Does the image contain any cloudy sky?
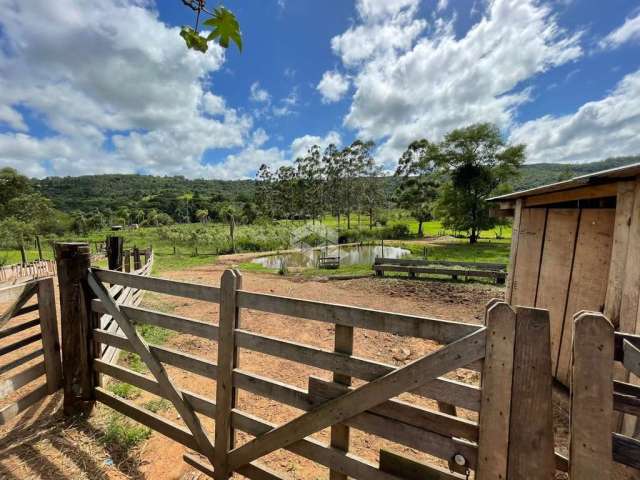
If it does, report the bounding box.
[0,0,639,179]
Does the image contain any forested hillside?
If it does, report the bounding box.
[34,155,640,214]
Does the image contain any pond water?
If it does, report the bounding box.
[252,244,411,269]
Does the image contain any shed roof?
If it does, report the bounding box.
[489,162,640,202]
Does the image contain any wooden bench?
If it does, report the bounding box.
[317,256,340,269]
[373,257,507,284]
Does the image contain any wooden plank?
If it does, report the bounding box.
[95,387,198,450]
[0,361,46,399]
[235,328,482,405]
[510,207,547,307]
[0,383,48,425]
[570,312,614,479]
[379,449,465,480]
[93,329,218,379]
[87,272,216,463]
[373,265,504,279]
[534,209,579,374]
[614,331,640,361]
[184,453,289,480]
[37,277,63,394]
[93,268,220,303]
[505,199,522,303]
[477,302,516,480]
[604,180,636,329]
[507,307,554,480]
[0,318,40,340]
[308,377,478,442]
[0,333,42,356]
[0,281,38,329]
[0,349,43,375]
[374,258,506,270]
[92,300,218,339]
[556,209,615,384]
[0,281,37,304]
[226,328,487,471]
[613,433,640,469]
[623,339,640,377]
[237,291,481,344]
[524,182,618,207]
[215,270,240,479]
[330,323,353,480]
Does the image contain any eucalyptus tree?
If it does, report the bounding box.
[322,144,344,225]
[395,140,440,237]
[296,145,323,223]
[340,140,374,229]
[255,164,275,218]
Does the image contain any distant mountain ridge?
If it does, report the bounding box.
[32,155,640,213]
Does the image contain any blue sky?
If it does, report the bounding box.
[0,0,639,179]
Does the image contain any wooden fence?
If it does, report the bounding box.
[0,277,62,424]
[373,257,507,284]
[0,260,57,285]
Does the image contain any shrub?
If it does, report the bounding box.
[102,413,151,449]
[382,223,411,239]
[108,382,141,400]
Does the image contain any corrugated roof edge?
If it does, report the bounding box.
[489,162,640,202]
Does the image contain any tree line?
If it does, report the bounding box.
[256,123,524,243]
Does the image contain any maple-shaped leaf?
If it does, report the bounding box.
[180,26,209,53]
[204,7,243,52]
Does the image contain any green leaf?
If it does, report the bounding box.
[204,7,243,52]
[180,26,209,53]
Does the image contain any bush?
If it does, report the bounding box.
[108,382,141,400]
[102,413,151,449]
[381,223,411,239]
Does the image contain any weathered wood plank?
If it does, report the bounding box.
[330,323,353,480]
[477,302,516,480]
[237,290,481,344]
[227,328,486,471]
[373,264,505,279]
[534,209,579,373]
[88,272,216,463]
[523,182,618,207]
[0,349,44,376]
[507,307,554,480]
[184,453,289,480]
[0,361,46,399]
[379,449,465,480]
[570,312,614,479]
[308,377,478,442]
[0,383,48,425]
[37,277,63,394]
[92,300,218,339]
[613,433,640,469]
[623,339,640,377]
[215,270,239,479]
[374,257,506,270]
[0,281,38,329]
[510,207,547,307]
[556,209,615,384]
[93,268,220,302]
[505,199,522,303]
[0,318,40,340]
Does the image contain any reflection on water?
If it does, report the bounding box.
[252,244,411,269]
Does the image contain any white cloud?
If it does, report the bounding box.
[290,131,342,160]
[250,82,271,103]
[273,88,299,117]
[328,0,582,168]
[600,11,640,50]
[317,71,351,103]
[0,0,256,178]
[437,0,448,11]
[510,69,640,163]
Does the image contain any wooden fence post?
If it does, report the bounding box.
[477,301,516,480]
[133,247,141,271]
[330,322,354,480]
[36,236,43,261]
[55,242,96,416]
[215,269,241,479]
[106,236,124,271]
[570,312,614,478]
[37,277,63,394]
[124,250,131,273]
[507,306,555,480]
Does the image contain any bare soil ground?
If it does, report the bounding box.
[0,261,636,479]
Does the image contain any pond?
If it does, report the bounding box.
[252,244,411,269]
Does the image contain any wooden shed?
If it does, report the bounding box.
[491,162,640,386]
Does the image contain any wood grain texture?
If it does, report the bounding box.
[507,307,554,480]
[330,324,353,480]
[510,207,547,307]
[37,277,63,393]
[477,302,516,480]
[623,339,640,377]
[570,312,614,479]
[227,328,486,471]
[534,209,579,374]
[556,209,615,384]
[505,199,522,303]
[379,450,465,480]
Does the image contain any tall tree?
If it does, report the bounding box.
[433,123,524,243]
[395,140,439,237]
[296,145,323,223]
[340,140,374,229]
[255,164,275,218]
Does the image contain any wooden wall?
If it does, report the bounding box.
[507,204,616,385]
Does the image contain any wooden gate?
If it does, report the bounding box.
[49,248,566,480]
[0,277,62,424]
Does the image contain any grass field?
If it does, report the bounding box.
[0,215,512,274]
